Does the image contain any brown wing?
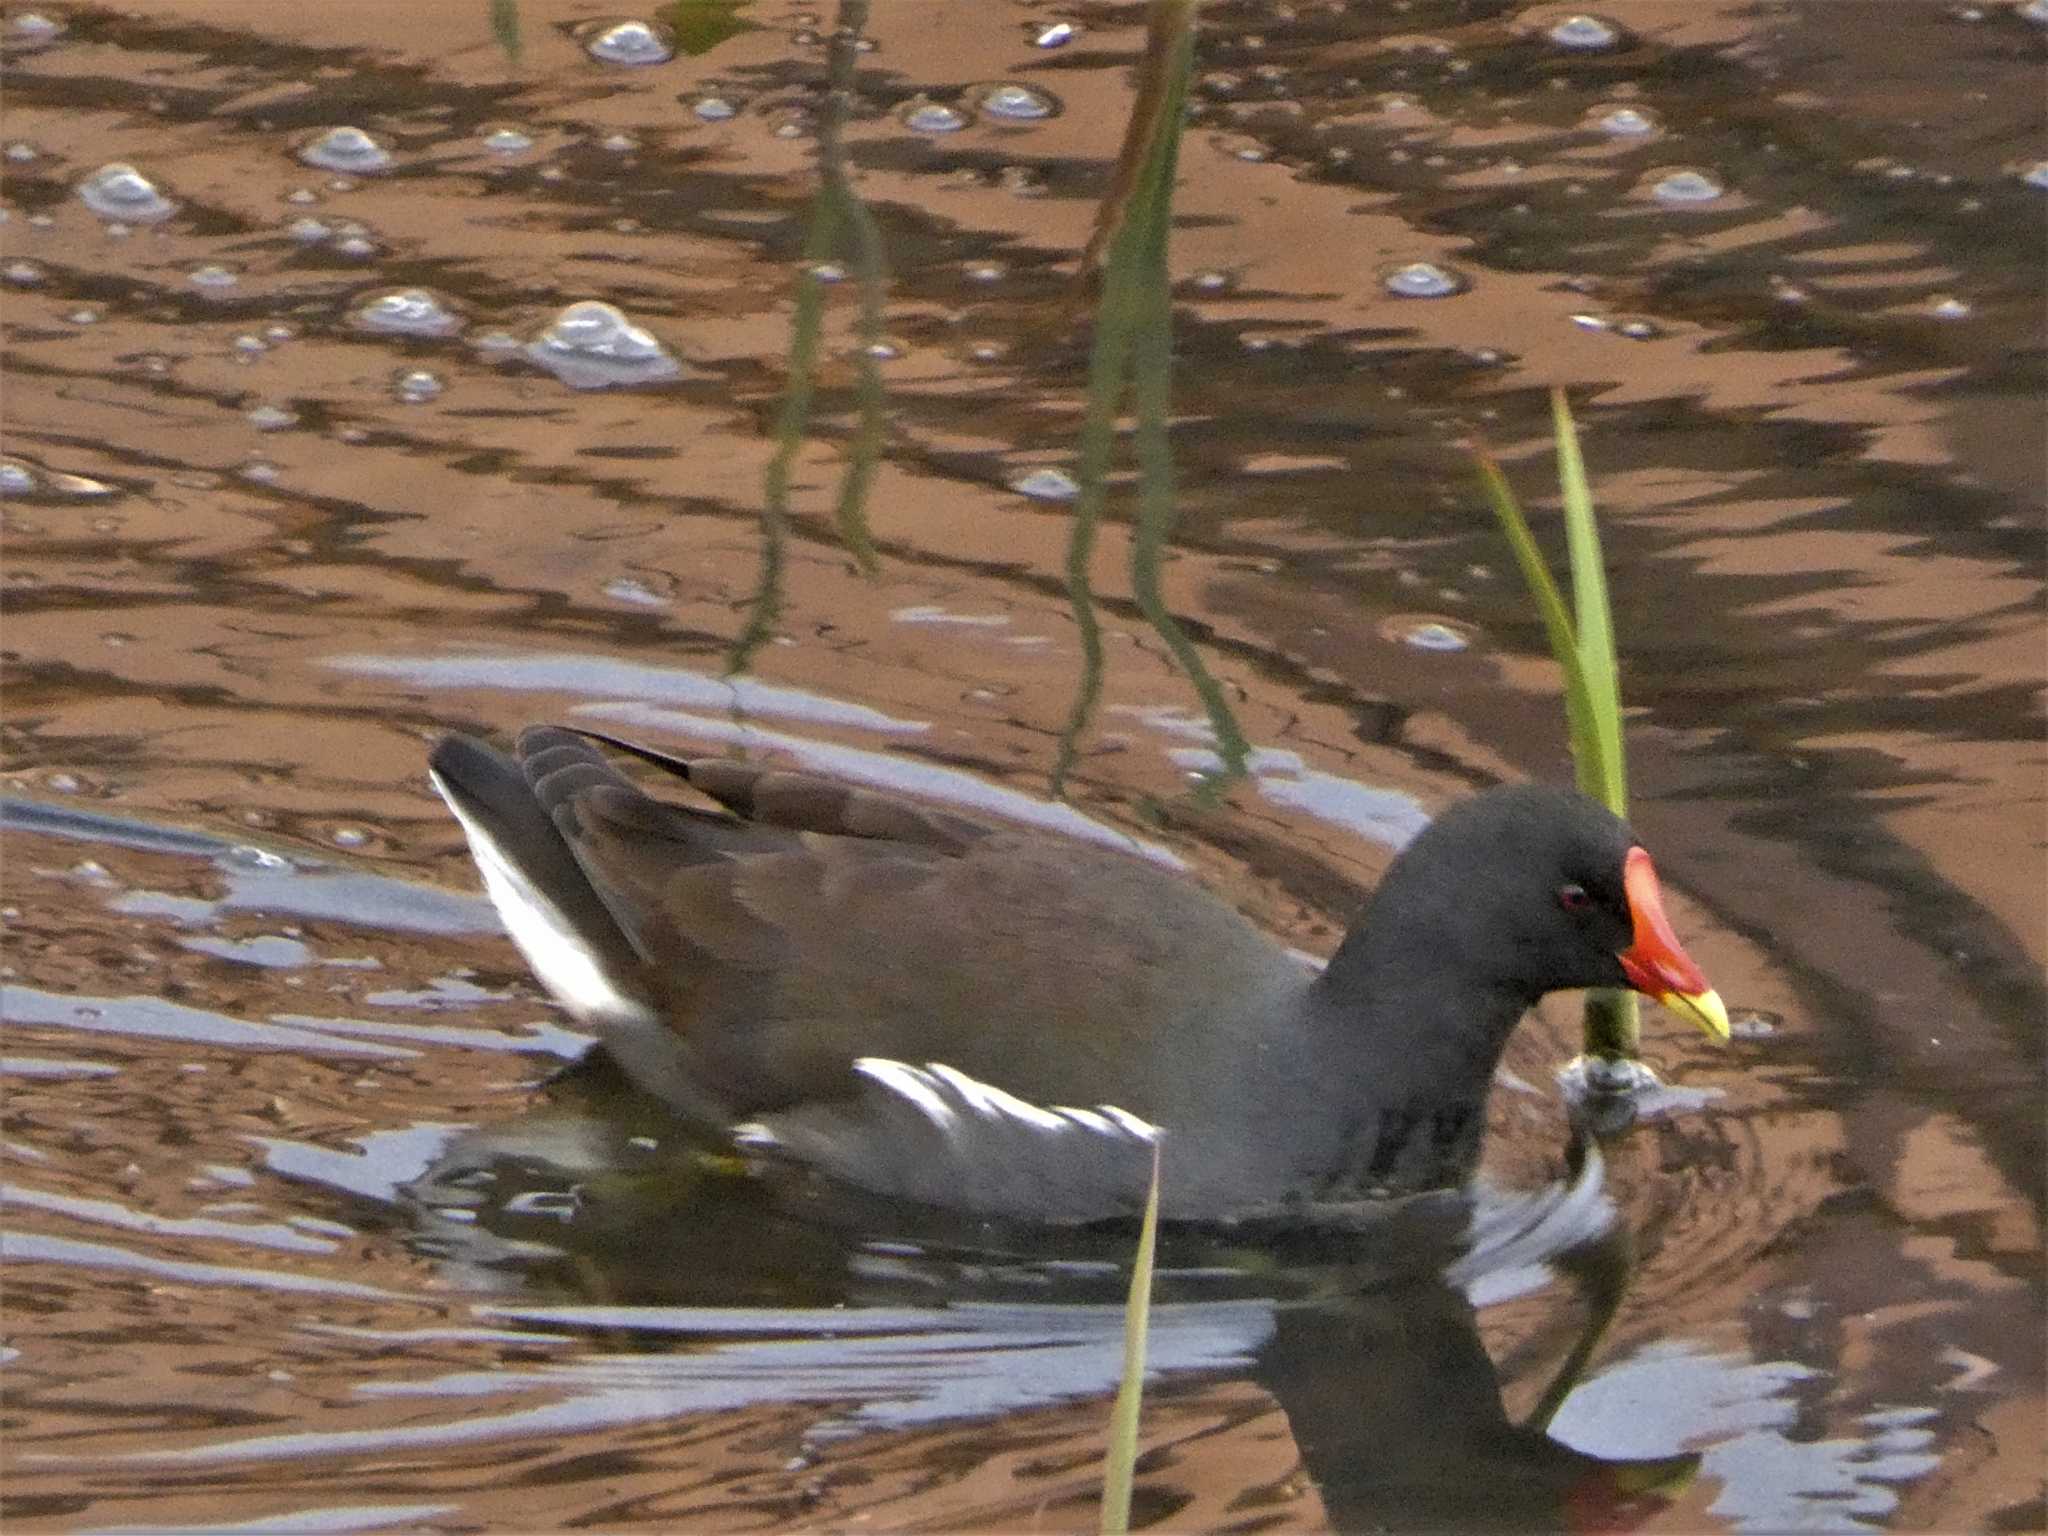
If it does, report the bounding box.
[436,727,1321,1216]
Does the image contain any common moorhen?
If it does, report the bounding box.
[429,727,1727,1222]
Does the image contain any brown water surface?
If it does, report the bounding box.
[3,2,2042,1531]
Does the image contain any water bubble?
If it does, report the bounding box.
[77,162,177,222]
[482,127,534,154]
[188,263,239,291]
[330,826,370,849]
[1189,269,1236,292]
[1033,21,1076,47]
[287,215,331,243]
[8,11,62,40]
[967,82,1062,121]
[601,133,638,153]
[964,260,1005,283]
[582,18,675,65]
[1385,32,1453,55]
[1009,467,1079,502]
[4,141,38,162]
[525,300,684,389]
[239,458,280,484]
[1380,260,1468,298]
[234,334,268,358]
[860,339,903,361]
[298,126,394,174]
[332,233,378,259]
[1588,103,1659,137]
[45,468,113,499]
[1546,13,1623,49]
[691,96,739,122]
[901,100,970,134]
[245,403,298,431]
[603,575,670,607]
[1615,317,1661,339]
[351,287,463,337]
[1928,295,1972,319]
[2016,159,2048,190]
[65,305,99,324]
[1388,617,1473,652]
[0,461,38,496]
[4,260,45,286]
[805,261,845,283]
[1647,167,1725,204]
[1728,1008,1781,1040]
[393,368,443,403]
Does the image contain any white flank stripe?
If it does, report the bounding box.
[925,1061,1069,1133]
[852,1058,958,1130]
[1098,1106,1162,1141]
[858,1059,1162,1145]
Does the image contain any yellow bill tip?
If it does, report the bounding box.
[1664,985,1731,1042]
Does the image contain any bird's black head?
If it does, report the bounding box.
[1342,784,1728,1038]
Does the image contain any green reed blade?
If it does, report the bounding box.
[1473,450,1600,777]
[1101,1143,1161,1536]
[1475,413,1640,1058]
[1552,390,1625,816]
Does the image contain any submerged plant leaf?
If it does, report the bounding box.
[824,0,886,577]
[1081,0,1199,283]
[1122,9,1248,789]
[1100,1144,1161,1536]
[488,0,521,62]
[728,0,879,672]
[660,0,754,56]
[1055,0,1246,795]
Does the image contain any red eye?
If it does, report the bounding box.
[1557,883,1591,912]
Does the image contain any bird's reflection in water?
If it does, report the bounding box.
[391,1072,1697,1531]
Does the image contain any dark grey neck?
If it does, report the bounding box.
[1300,862,1541,1196]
